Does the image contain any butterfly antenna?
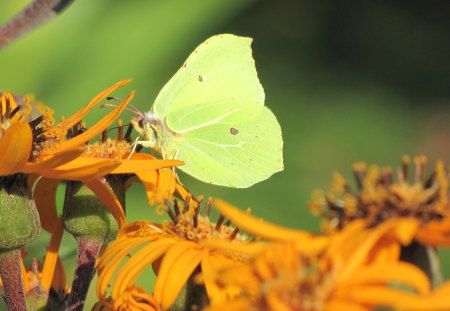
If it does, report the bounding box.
[102,97,144,118]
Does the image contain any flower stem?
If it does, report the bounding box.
[169,267,209,311]
[0,249,27,311]
[0,0,75,51]
[400,242,443,288]
[65,237,102,311]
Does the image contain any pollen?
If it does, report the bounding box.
[161,196,249,243]
[84,120,134,160]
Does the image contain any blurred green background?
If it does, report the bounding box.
[1,0,449,309]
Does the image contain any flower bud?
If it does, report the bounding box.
[63,180,120,243]
[0,174,40,250]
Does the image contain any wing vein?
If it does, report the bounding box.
[176,109,242,133]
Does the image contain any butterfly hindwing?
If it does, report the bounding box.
[162,100,283,188]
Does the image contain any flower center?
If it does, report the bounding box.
[162,197,249,243]
[309,155,448,231]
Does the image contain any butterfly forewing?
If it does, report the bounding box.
[152,34,265,120]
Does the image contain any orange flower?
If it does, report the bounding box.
[203,221,431,311]
[92,290,162,311]
[96,196,253,310]
[309,155,450,247]
[27,88,182,230]
[0,81,132,178]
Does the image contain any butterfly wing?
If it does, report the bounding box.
[161,99,283,188]
[152,34,265,120]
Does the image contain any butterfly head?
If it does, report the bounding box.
[131,111,164,151]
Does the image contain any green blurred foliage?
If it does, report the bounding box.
[0,0,449,309]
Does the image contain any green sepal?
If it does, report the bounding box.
[63,181,119,243]
[0,174,40,250]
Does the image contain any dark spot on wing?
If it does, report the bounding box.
[198,75,203,82]
[230,128,239,135]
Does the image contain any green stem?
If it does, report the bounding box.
[169,266,209,311]
[0,249,27,311]
[400,242,443,288]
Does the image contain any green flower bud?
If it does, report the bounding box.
[63,177,125,243]
[0,174,40,250]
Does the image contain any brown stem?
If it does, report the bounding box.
[65,237,102,311]
[0,249,27,311]
[0,0,75,50]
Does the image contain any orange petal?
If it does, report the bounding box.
[337,285,423,309]
[83,178,125,227]
[38,158,121,180]
[56,79,132,129]
[339,262,430,294]
[335,219,417,280]
[22,147,85,173]
[34,177,60,233]
[213,199,317,242]
[110,159,182,174]
[201,239,266,257]
[266,289,295,311]
[0,122,32,175]
[203,298,254,311]
[154,242,206,310]
[97,237,170,303]
[201,254,241,305]
[111,238,176,299]
[391,217,419,245]
[324,300,369,311]
[41,218,64,291]
[366,235,400,264]
[57,90,135,152]
[415,219,450,246]
[136,168,177,205]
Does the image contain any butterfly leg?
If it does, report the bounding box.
[127,137,140,159]
[127,138,154,159]
[161,147,183,185]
